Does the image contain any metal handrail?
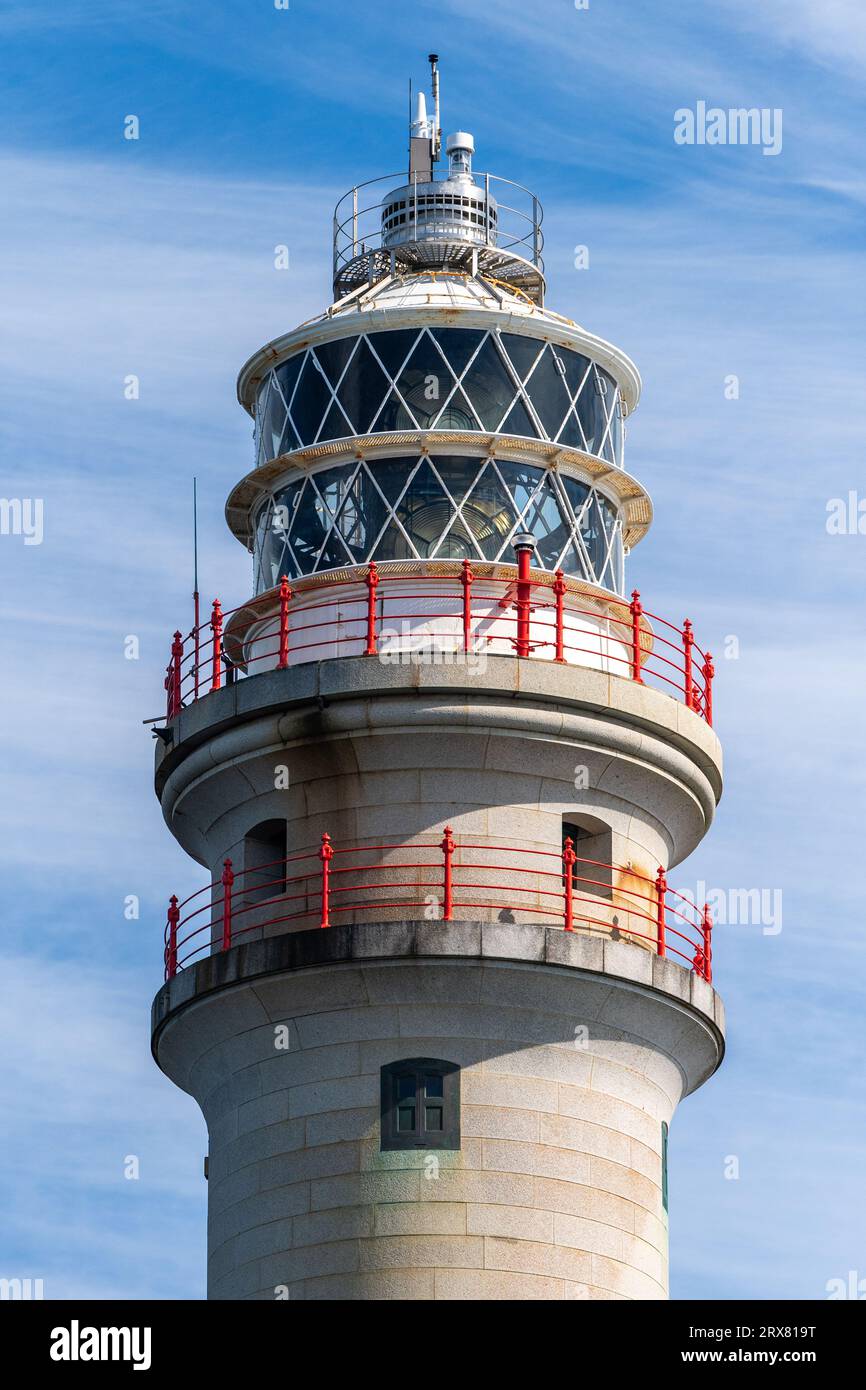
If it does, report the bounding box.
[163,834,714,984]
[332,169,545,278]
[164,566,714,726]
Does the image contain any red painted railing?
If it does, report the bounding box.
[163,834,714,985]
[164,565,714,726]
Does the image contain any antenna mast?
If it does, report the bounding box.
[429,53,441,162]
[193,476,200,699]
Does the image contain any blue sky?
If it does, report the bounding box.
[1,0,864,1300]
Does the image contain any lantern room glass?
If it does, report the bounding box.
[253,327,625,468]
[253,454,624,594]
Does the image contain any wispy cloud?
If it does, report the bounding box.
[0,952,206,1299]
[720,0,866,78]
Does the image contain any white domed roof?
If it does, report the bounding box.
[236,271,641,415]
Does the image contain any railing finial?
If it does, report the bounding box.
[682,618,694,710]
[563,835,576,931]
[167,631,183,719]
[221,859,234,952]
[166,894,179,980]
[655,865,667,958]
[365,562,379,656]
[210,599,223,692]
[278,575,292,670]
[460,558,474,655]
[629,589,644,684]
[440,825,455,922]
[319,832,334,928]
[702,652,715,727]
[702,903,713,983]
[553,569,566,663]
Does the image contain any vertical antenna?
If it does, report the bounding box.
[428,54,441,162]
[193,476,200,699]
[408,77,413,166]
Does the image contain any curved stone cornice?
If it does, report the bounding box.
[155,656,722,867]
[151,922,725,1102]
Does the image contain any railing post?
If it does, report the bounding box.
[278,574,292,670]
[553,569,566,663]
[365,561,379,655]
[702,652,714,727]
[514,536,533,658]
[319,832,333,928]
[221,858,234,953]
[563,836,576,931]
[193,591,200,700]
[629,589,644,683]
[682,618,694,709]
[168,631,183,719]
[702,903,713,983]
[655,866,667,958]
[210,599,223,692]
[460,558,473,655]
[166,895,179,980]
[440,825,455,922]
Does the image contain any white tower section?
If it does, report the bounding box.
[410,92,433,142]
[152,61,724,1302]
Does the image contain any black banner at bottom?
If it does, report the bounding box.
[3,1296,861,1375]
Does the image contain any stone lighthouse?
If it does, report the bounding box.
[152,58,724,1301]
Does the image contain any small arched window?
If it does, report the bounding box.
[380,1058,460,1151]
[243,820,287,904]
[562,815,612,899]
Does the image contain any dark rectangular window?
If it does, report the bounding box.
[243,820,287,905]
[562,818,613,901]
[381,1059,460,1151]
[661,1120,669,1213]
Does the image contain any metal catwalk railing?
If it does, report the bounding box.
[164,564,714,725]
[164,834,714,985]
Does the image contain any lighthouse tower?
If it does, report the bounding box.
[152,59,724,1301]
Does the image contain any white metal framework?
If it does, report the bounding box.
[252,452,624,594]
[254,325,624,471]
[332,170,545,304]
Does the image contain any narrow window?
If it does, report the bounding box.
[562,816,612,900]
[380,1059,460,1151]
[243,820,287,905]
[661,1120,669,1213]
